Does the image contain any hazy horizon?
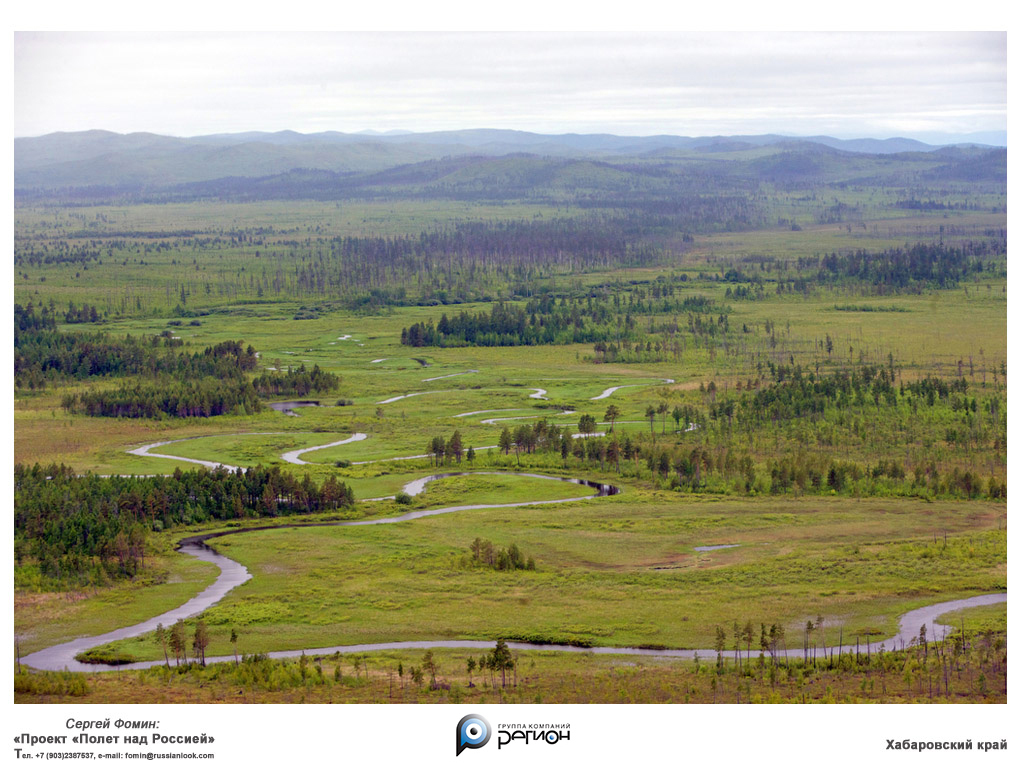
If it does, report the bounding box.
[14,126,1009,149]
[14,32,1006,144]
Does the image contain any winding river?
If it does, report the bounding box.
[20,464,1003,672]
[22,488,1005,671]
[32,383,1004,675]
[281,433,368,465]
[591,378,676,401]
[22,471,619,672]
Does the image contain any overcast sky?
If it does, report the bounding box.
[13,32,1006,142]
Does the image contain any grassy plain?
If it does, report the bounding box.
[17,603,1007,705]
[70,495,1005,665]
[14,274,1006,475]
[13,196,1006,702]
[15,552,217,655]
[15,639,1008,704]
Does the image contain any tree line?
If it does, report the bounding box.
[401,290,722,349]
[466,538,535,571]
[15,303,258,390]
[14,463,355,585]
[478,406,1003,501]
[15,306,341,415]
[250,364,340,398]
[814,241,999,291]
[61,377,265,418]
[55,364,338,419]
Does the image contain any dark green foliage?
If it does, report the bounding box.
[481,639,516,688]
[14,463,355,584]
[815,242,996,292]
[15,303,258,390]
[15,302,59,332]
[74,645,137,665]
[250,364,339,397]
[425,431,466,466]
[63,301,103,323]
[14,670,89,696]
[832,303,908,312]
[402,300,619,347]
[401,288,718,348]
[490,633,589,648]
[724,241,1003,297]
[64,377,263,418]
[467,538,535,571]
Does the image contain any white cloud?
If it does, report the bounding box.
[13,32,1006,140]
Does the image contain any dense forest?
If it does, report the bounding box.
[401,292,720,348]
[14,303,259,390]
[814,242,999,292]
[401,301,619,347]
[251,364,339,398]
[15,304,339,414]
[61,377,265,418]
[14,463,355,585]
[58,367,340,419]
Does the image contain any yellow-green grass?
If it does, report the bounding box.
[12,471,616,657]
[14,553,218,656]
[14,200,580,240]
[15,640,1007,704]
[692,212,1007,259]
[15,374,664,474]
[14,271,1004,474]
[13,216,1006,484]
[91,495,1003,664]
[343,470,612,504]
[936,601,1007,634]
[14,200,1007,704]
[141,431,355,465]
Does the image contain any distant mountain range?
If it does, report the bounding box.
[13,128,1006,197]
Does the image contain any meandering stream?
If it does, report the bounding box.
[280,433,368,465]
[33,383,1004,674]
[22,493,1005,673]
[20,464,1003,673]
[22,471,620,672]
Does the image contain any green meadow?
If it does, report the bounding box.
[43,495,1005,665]
[13,190,1006,703]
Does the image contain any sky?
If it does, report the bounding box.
[12,31,1007,143]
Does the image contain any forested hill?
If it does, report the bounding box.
[14,128,1005,200]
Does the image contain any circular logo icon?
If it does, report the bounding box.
[456,714,491,756]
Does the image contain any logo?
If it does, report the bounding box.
[456,714,491,756]
[496,723,571,749]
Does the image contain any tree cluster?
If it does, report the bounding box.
[401,289,723,349]
[15,304,258,390]
[14,463,355,584]
[426,431,469,466]
[815,242,995,292]
[402,301,618,348]
[467,538,536,571]
[62,377,263,418]
[250,364,339,398]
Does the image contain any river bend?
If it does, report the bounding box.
[21,466,1003,673]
